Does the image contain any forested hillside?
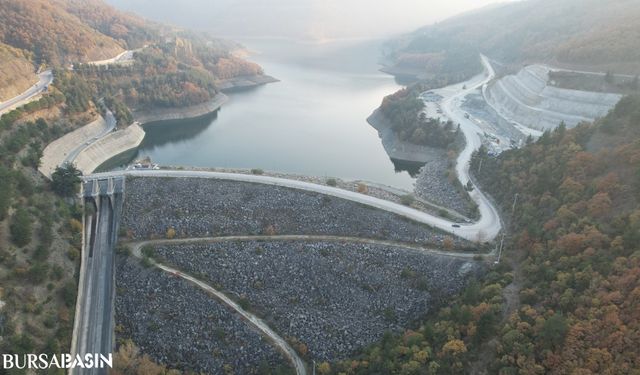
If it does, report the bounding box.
[56,0,160,49]
[331,97,640,374]
[0,0,265,107]
[378,85,458,149]
[62,35,263,122]
[0,0,125,66]
[0,0,270,359]
[0,43,36,102]
[385,0,640,80]
[0,93,89,360]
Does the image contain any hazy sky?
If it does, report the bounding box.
[108,0,511,39]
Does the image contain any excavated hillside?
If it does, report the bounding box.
[485,65,623,131]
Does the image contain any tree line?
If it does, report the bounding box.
[328,95,640,374]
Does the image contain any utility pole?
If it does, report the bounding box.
[477,157,484,174]
[313,360,316,375]
[511,193,519,217]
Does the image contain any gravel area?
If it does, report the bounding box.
[121,177,470,248]
[159,166,467,218]
[414,157,476,218]
[151,240,484,361]
[115,255,292,374]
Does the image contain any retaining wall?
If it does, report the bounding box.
[74,124,145,175]
[39,116,108,178]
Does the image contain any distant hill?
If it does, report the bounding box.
[105,0,505,41]
[0,0,161,100]
[57,0,161,49]
[0,0,131,66]
[0,0,266,103]
[385,0,640,81]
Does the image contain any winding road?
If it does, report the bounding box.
[436,54,503,242]
[70,52,505,374]
[91,166,501,242]
[2,47,140,119]
[87,49,137,66]
[130,240,308,375]
[88,55,503,243]
[0,70,53,118]
[63,109,117,165]
[124,234,485,374]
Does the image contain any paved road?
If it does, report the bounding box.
[130,240,308,375]
[88,50,135,66]
[64,110,117,166]
[0,70,53,118]
[1,48,138,118]
[88,54,506,244]
[1,48,136,119]
[433,55,503,242]
[90,164,501,242]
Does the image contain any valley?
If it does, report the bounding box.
[1,0,640,374]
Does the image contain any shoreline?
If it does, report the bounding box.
[132,93,229,125]
[367,108,443,164]
[42,75,277,177]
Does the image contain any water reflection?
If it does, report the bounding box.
[391,159,424,177]
[141,112,217,149]
[111,38,424,190]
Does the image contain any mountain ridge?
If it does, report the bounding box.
[385,0,640,82]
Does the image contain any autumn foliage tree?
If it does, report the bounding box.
[332,96,640,374]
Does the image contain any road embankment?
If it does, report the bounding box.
[39,116,108,178]
[74,124,145,175]
[132,93,229,125]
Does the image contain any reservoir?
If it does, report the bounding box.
[132,38,416,189]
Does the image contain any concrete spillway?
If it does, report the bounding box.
[74,124,145,175]
[485,64,622,131]
[71,177,124,375]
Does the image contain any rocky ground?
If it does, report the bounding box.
[162,165,465,219]
[115,255,292,374]
[151,240,484,361]
[121,177,472,249]
[414,157,476,219]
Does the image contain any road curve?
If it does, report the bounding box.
[436,55,503,242]
[128,234,490,259]
[86,54,503,243]
[2,48,140,119]
[130,240,308,375]
[89,167,496,242]
[64,110,117,166]
[87,50,135,66]
[0,70,53,118]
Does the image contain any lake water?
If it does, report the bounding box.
[133,38,416,189]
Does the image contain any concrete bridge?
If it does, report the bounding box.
[70,176,124,375]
